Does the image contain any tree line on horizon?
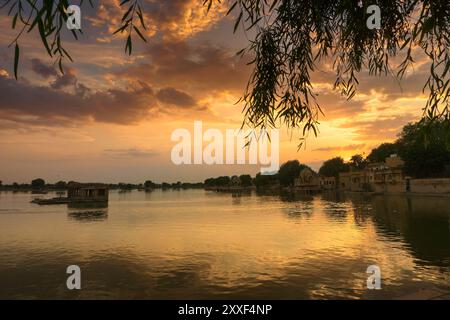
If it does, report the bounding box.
[0,179,204,191]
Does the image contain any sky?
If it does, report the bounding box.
[0,0,430,184]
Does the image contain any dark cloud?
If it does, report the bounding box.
[75,82,91,97]
[0,75,156,126]
[103,148,159,158]
[50,69,77,90]
[156,87,196,107]
[31,58,57,78]
[114,40,251,94]
[31,58,78,90]
[0,71,204,129]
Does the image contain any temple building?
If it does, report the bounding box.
[67,183,109,202]
[294,168,321,192]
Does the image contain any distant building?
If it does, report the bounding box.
[386,154,405,168]
[327,154,450,195]
[349,170,368,192]
[336,154,406,193]
[67,183,109,202]
[338,172,351,190]
[320,176,337,190]
[371,155,406,193]
[294,168,321,191]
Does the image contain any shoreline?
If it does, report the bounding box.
[2,187,450,198]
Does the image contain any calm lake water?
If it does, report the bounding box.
[0,189,449,299]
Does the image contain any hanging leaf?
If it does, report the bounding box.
[14,43,19,80]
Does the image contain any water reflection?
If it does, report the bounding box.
[67,202,108,222]
[279,192,314,203]
[0,190,449,299]
[371,195,450,269]
[68,202,108,210]
[68,210,108,222]
[281,198,313,221]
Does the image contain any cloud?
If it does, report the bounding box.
[0,69,205,130]
[50,68,78,89]
[144,0,226,40]
[308,51,432,121]
[31,59,57,78]
[113,40,251,94]
[156,87,196,107]
[315,90,367,120]
[0,75,156,127]
[103,148,159,158]
[30,59,79,90]
[314,143,367,152]
[87,0,226,41]
[0,68,8,77]
[338,114,417,140]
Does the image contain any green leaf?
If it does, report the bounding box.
[14,43,19,79]
[234,11,243,33]
[37,19,52,56]
[133,26,147,42]
[12,13,18,29]
[122,5,134,22]
[125,35,132,55]
[227,2,237,15]
[114,24,128,34]
[58,57,64,74]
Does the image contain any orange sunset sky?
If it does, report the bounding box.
[0,1,429,184]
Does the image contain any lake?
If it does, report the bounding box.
[0,189,449,299]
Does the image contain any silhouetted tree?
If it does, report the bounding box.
[239,174,253,187]
[162,182,171,190]
[255,173,279,188]
[172,181,182,189]
[144,180,155,189]
[55,181,67,189]
[397,120,450,178]
[349,154,368,170]
[205,176,231,187]
[367,143,399,163]
[31,178,45,189]
[319,157,350,178]
[278,160,310,186]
